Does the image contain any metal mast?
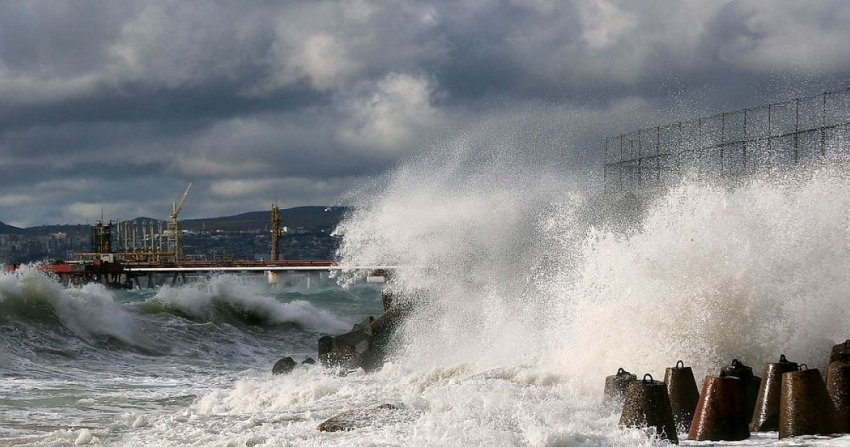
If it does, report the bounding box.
[271,204,281,261]
[168,182,193,262]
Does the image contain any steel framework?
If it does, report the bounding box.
[603,87,850,194]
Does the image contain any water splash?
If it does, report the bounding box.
[336,141,850,390]
[551,168,850,386]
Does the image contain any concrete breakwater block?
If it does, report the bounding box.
[827,356,850,433]
[751,354,798,432]
[317,403,414,432]
[664,360,699,433]
[619,374,679,444]
[603,368,636,407]
[688,374,750,441]
[720,359,761,424]
[318,305,408,372]
[780,366,842,439]
[830,340,850,364]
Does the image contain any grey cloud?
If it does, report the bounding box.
[1,0,850,226]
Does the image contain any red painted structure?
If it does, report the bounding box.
[5,259,337,287]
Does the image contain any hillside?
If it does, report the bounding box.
[181,206,349,232]
[2,206,348,263]
[15,206,349,235]
[0,221,25,234]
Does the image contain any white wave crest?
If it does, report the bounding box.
[153,275,350,333]
[0,266,153,348]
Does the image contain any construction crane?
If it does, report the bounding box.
[167,182,193,262]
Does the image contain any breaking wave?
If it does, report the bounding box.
[0,269,350,367]
[0,266,156,350]
[144,275,351,333]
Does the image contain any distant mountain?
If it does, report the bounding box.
[0,221,25,234]
[180,206,349,232]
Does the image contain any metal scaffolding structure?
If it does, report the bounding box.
[603,87,850,194]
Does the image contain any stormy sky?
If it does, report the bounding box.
[2,0,850,227]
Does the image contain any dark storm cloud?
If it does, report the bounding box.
[2,0,850,226]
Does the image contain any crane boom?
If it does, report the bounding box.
[167,181,193,262]
[171,182,193,218]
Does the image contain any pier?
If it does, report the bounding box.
[6,259,397,288]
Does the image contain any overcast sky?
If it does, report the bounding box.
[1,0,850,227]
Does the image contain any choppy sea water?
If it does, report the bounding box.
[5,165,850,445]
[0,271,385,446]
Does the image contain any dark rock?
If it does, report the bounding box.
[272,356,297,375]
[317,403,402,432]
[302,357,317,365]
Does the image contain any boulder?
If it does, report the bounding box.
[317,404,401,432]
[302,357,317,365]
[272,356,297,375]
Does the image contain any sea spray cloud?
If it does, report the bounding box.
[335,129,584,370]
[337,137,850,391]
[548,168,850,387]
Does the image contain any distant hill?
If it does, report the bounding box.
[0,221,25,234]
[13,206,349,235]
[180,206,348,232]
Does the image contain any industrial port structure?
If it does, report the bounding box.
[5,183,349,288]
[79,182,194,264]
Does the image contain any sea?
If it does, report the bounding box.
[4,162,850,446]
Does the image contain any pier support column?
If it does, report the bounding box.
[267,271,279,287]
